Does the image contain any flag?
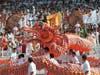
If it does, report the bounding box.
[46,12,62,29]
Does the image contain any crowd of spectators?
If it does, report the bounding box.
[0,0,99,55]
[0,1,99,75]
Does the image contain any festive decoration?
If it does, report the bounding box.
[66,34,94,53]
[1,16,99,75]
[47,12,62,29]
[87,56,100,67]
[0,59,10,65]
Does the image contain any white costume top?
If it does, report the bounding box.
[17,58,24,64]
[45,53,50,59]
[56,54,70,63]
[50,58,59,66]
[82,60,90,75]
[72,56,79,64]
[28,62,36,75]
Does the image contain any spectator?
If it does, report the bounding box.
[75,22,81,33]
[10,48,17,62]
[8,40,13,55]
[18,16,27,28]
[94,30,99,46]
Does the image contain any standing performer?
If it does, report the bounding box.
[47,53,59,75]
[28,57,36,75]
[82,54,91,75]
[71,51,80,64]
